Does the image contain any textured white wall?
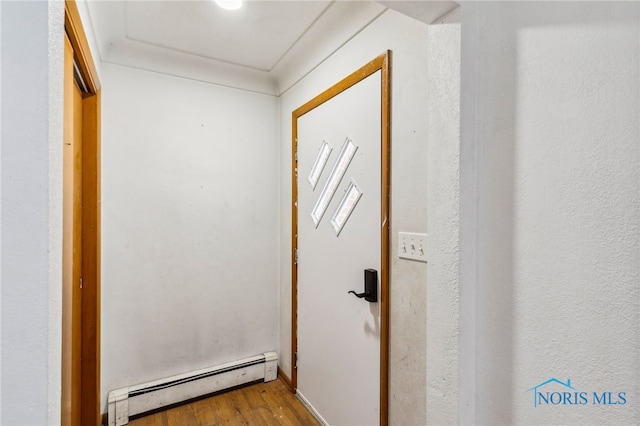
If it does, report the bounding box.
[426,8,461,426]
[1,3,3,419]
[0,1,64,424]
[460,2,639,424]
[0,3,3,417]
[278,9,446,424]
[100,63,280,410]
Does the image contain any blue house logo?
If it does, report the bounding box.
[527,378,575,407]
[528,378,627,407]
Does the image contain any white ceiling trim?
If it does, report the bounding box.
[83,1,458,97]
[274,1,387,95]
[267,1,335,73]
[87,0,278,95]
[122,34,279,73]
[103,37,279,95]
[122,0,334,73]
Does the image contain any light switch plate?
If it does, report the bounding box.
[398,232,428,262]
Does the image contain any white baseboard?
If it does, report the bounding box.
[108,351,278,426]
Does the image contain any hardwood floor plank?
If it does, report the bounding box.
[241,383,277,424]
[166,403,197,426]
[190,397,220,425]
[129,378,318,426]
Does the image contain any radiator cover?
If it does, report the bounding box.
[107,352,278,426]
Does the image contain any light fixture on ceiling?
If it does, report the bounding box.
[215,0,243,10]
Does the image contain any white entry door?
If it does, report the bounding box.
[295,60,387,426]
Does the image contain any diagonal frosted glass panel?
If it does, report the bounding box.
[330,180,363,236]
[310,137,358,227]
[308,139,332,190]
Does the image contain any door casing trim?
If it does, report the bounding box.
[63,1,101,424]
[290,50,391,426]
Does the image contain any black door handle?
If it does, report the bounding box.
[348,269,378,303]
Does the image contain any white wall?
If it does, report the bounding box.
[4,2,634,425]
[426,8,461,426]
[100,63,280,410]
[460,2,640,424]
[278,9,460,424]
[1,3,3,417]
[76,0,102,82]
[0,1,64,424]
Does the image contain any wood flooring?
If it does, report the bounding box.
[128,378,319,426]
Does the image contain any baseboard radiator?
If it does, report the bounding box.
[107,352,278,426]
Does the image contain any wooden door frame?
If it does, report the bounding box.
[290,51,391,426]
[63,1,102,424]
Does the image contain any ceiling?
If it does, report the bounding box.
[84,0,458,95]
[123,1,332,72]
